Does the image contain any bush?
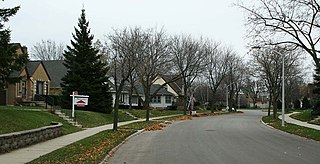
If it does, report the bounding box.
[165,106,177,110]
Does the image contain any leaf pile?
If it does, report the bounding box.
[174,116,192,120]
[144,123,167,131]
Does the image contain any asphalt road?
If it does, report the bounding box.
[108,110,320,164]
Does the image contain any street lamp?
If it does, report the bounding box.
[251,46,285,127]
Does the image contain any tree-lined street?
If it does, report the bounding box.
[108,110,320,164]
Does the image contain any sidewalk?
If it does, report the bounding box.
[279,112,320,131]
[0,114,181,164]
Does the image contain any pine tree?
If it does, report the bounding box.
[312,65,320,115]
[0,3,28,90]
[61,9,112,113]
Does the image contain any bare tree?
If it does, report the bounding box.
[107,27,142,130]
[237,0,320,67]
[31,39,65,60]
[132,27,172,121]
[251,46,303,118]
[204,45,233,110]
[170,35,209,115]
[224,52,247,111]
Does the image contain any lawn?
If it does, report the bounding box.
[262,115,320,141]
[0,106,80,135]
[125,109,183,119]
[290,110,315,122]
[28,121,160,164]
[74,110,135,128]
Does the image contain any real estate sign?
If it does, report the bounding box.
[70,91,89,117]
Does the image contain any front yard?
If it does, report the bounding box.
[0,106,80,135]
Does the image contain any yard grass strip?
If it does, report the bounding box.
[28,121,159,164]
[74,110,135,128]
[262,115,320,141]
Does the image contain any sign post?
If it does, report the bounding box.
[70,91,89,118]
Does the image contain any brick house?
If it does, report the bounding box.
[6,61,51,105]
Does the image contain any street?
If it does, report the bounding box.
[108,110,320,164]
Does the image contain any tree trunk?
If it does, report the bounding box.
[268,93,272,116]
[144,88,151,121]
[113,92,120,131]
[272,96,277,119]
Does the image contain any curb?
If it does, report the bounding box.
[100,129,146,164]
[260,116,320,142]
[260,117,275,129]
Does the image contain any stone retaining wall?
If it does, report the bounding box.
[0,122,63,153]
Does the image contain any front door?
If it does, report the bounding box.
[36,81,44,95]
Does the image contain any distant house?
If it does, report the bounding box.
[6,61,51,105]
[110,75,184,109]
[153,75,184,107]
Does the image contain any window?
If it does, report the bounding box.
[22,81,26,97]
[165,96,172,104]
[151,96,161,104]
[131,96,138,104]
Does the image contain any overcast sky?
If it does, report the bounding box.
[3,0,248,56]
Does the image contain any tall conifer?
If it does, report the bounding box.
[61,9,112,113]
[0,3,27,90]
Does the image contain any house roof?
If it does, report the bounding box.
[135,84,174,96]
[41,60,67,88]
[26,61,41,76]
[160,75,183,95]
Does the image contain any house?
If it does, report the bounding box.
[153,75,184,107]
[6,61,51,105]
[110,75,184,109]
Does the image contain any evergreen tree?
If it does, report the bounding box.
[312,65,320,115]
[61,9,112,113]
[0,3,27,90]
[302,96,311,109]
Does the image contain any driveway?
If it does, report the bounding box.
[108,110,320,164]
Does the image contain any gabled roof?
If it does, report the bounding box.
[160,75,183,95]
[135,84,174,96]
[26,61,41,76]
[25,61,51,80]
[41,60,67,88]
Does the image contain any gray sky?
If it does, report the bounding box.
[3,0,247,55]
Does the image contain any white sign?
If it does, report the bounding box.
[74,97,88,105]
[70,91,89,117]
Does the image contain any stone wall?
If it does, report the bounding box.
[0,122,63,153]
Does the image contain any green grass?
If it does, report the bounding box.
[126,109,183,119]
[74,110,135,128]
[28,121,160,164]
[0,106,80,135]
[120,121,159,130]
[28,129,135,164]
[262,115,320,141]
[290,110,315,122]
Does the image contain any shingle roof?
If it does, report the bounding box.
[135,84,174,96]
[161,75,183,95]
[42,60,67,88]
[26,61,41,76]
